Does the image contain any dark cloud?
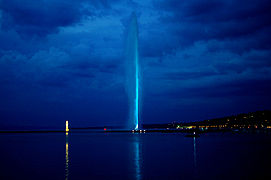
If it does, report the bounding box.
[1,0,83,36]
[0,0,121,36]
[151,0,271,54]
[162,71,221,80]
[163,78,271,99]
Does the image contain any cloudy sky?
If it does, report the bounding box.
[0,0,271,129]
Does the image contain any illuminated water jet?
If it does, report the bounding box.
[125,13,140,130]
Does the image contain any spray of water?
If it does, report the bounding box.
[125,13,139,130]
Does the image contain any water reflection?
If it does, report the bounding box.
[133,135,142,180]
[193,137,197,168]
[65,133,69,180]
[193,137,199,179]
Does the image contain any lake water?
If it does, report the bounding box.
[0,132,271,180]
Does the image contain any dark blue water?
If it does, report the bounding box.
[0,132,271,180]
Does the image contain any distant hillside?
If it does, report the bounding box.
[187,110,271,129]
[143,110,271,129]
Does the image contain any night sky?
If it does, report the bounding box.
[0,0,271,129]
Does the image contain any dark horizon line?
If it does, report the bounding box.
[0,109,270,131]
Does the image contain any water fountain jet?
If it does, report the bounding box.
[125,13,140,130]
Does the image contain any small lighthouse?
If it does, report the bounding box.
[66,120,69,132]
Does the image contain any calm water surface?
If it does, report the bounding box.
[0,132,271,180]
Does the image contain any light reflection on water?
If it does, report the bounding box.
[193,137,199,179]
[193,137,197,168]
[65,133,143,180]
[65,133,69,180]
[133,135,142,180]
